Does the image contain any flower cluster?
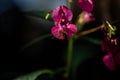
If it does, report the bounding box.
[51,5,77,40]
[77,0,95,24]
[102,21,120,71]
[77,11,95,25]
[51,0,95,39]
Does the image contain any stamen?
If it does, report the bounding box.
[62,19,65,22]
[111,39,117,45]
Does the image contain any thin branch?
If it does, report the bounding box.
[79,25,103,36]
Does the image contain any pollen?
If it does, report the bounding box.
[62,19,65,22]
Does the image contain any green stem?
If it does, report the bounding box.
[65,38,74,78]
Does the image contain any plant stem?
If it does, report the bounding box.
[74,25,103,39]
[65,38,74,78]
[79,25,102,36]
[64,0,74,78]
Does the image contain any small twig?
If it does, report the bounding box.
[79,25,103,36]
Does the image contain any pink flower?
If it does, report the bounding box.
[52,5,73,23]
[102,37,120,71]
[102,23,120,71]
[78,0,94,12]
[103,54,115,71]
[102,37,117,52]
[51,5,77,40]
[102,45,120,71]
[78,11,95,24]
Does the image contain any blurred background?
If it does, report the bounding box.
[0,0,120,80]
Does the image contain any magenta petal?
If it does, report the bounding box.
[61,6,73,21]
[82,11,95,22]
[52,6,61,22]
[65,24,77,38]
[78,0,94,12]
[52,5,73,22]
[51,26,65,40]
[103,54,115,71]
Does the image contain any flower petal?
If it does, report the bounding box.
[61,6,73,21]
[78,11,95,24]
[52,6,61,22]
[103,54,115,71]
[52,5,73,22]
[65,24,77,38]
[51,26,65,40]
[78,0,94,12]
[82,11,95,22]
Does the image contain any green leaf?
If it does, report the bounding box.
[21,34,52,52]
[45,13,51,20]
[26,11,53,21]
[14,69,54,80]
[71,41,101,79]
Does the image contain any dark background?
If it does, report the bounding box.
[0,0,120,80]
